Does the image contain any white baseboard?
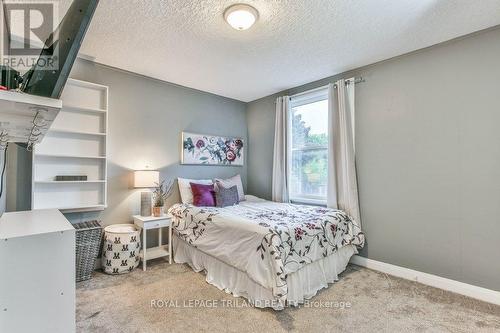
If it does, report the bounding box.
[350,255,500,306]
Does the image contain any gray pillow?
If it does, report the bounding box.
[214,174,245,201]
[215,185,239,208]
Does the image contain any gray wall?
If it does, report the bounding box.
[246,27,500,291]
[246,93,280,199]
[6,144,32,212]
[63,59,247,231]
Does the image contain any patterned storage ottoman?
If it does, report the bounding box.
[102,224,141,274]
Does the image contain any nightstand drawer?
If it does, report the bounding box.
[142,219,170,230]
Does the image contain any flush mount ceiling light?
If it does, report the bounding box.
[224,4,259,30]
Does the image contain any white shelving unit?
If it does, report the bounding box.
[31,79,108,213]
[0,209,75,332]
[0,90,62,145]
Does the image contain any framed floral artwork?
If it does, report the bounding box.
[181,132,244,166]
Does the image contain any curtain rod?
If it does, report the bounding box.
[289,77,365,99]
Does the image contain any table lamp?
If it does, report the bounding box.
[134,170,159,216]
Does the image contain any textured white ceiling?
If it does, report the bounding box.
[60,0,500,102]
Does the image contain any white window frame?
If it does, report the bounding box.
[288,87,329,206]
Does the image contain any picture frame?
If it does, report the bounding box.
[181,132,244,166]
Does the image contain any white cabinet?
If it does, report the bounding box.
[0,209,76,333]
[0,90,61,145]
[32,79,108,213]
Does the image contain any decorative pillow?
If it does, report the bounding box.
[190,183,216,207]
[214,174,245,201]
[215,185,239,208]
[178,178,213,204]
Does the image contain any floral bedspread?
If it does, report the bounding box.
[168,197,364,301]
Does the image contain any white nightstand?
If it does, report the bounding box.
[133,215,172,271]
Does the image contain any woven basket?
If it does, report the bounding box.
[74,220,103,282]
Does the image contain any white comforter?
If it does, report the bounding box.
[168,196,364,301]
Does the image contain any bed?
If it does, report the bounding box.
[168,195,364,309]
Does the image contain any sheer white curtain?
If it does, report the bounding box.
[327,79,362,227]
[272,96,290,202]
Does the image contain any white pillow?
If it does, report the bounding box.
[178,178,213,204]
[214,174,245,202]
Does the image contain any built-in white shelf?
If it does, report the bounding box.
[32,78,108,213]
[35,153,106,159]
[0,89,61,109]
[67,78,108,90]
[50,129,106,136]
[63,104,107,114]
[57,204,107,214]
[0,89,62,144]
[34,180,106,184]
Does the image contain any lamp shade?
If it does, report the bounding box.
[134,170,159,188]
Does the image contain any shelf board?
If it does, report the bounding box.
[60,204,106,213]
[34,180,106,184]
[49,129,106,137]
[0,89,62,109]
[62,104,107,114]
[34,153,106,159]
[31,204,106,213]
[140,246,170,261]
[0,90,61,143]
[67,78,108,90]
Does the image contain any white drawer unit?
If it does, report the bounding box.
[0,209,75,333]
[133,215,172,271]
[32,79,108,213]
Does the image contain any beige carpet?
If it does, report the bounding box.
[77,259,500,332]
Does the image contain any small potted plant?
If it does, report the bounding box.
[152,179,174,217]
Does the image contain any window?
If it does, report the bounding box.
[289,88,329,204]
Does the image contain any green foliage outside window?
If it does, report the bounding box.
[291,111,328,192]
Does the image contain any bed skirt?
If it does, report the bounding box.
[173,235,356,310]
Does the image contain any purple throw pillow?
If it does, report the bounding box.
[190,182,216,207]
